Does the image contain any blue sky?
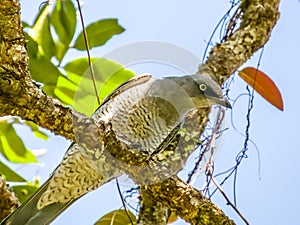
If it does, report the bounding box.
[15,1,300,224]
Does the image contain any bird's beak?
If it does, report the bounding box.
[223,98,232,109]
[209,97,232,109]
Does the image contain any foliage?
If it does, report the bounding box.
[94,210,136,225]
[0,0,134,206]
[11,184,39,203]
[0,118,41,164]
[238,67,284,111]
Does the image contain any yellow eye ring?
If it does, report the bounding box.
[199,83,207,91]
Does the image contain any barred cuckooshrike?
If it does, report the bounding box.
[1,73,230,225]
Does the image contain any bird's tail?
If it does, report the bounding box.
[0,178,75,225]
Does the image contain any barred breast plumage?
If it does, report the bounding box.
[1,73,230,225]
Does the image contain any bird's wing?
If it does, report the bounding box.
[37,144,107,209]
[149,120,183,160]
[0,177,72,225]
[0,76,155,225]
[0,144,118,225]
[98,73,152,107]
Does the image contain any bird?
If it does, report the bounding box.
[0,73,231,225]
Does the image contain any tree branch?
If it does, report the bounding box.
[138,187,169,225]
[139,0,280,223]
[0,0,79,140]
[140,176,235,225]
[203,0,280,84]
[0,176,19,221]
[0,0,280,224]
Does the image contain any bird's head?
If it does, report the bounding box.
[190,74,231,108]
[164,74,231,109]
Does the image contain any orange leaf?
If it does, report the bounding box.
[238,67,284,111]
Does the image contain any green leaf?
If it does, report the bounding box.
[25,33,39,59]
[51,0,76,62]
[56,71,99,115]
[22,21,31,29]
[54,41,69,65]
[0,161,27,182]
[0,123,37,163]
[94,60,135,103]
[42,84,58,99]
[74,19,124,50]
[29,3,56,59]
[24,121,48,140]
[64,57,97,81]
[94,210,136,225]
[54,75,78,105]
[51,0,76,45]
[29,54,63,96]
[64,57,135,115]
[12,185,39,203]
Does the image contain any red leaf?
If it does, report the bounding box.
[238,67,284,111]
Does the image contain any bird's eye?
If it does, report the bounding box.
[199,83,207,91]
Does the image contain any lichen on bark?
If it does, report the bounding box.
[0,176,20,220]
[0,0,280,224]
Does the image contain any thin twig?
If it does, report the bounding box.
[116,178,135,225]
[187,107,225,184]
[202,109,249,225]
[76,0,100,105]
[209,174,250,225]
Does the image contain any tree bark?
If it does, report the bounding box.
[138,0,280,224]
[0,0,280,224]
[0,176,19,220]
